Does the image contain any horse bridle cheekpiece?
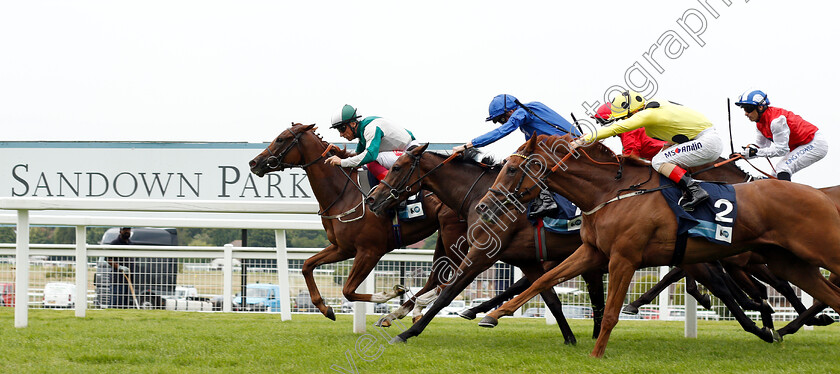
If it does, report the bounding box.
[265,124,325,170]
[378,148,423,202]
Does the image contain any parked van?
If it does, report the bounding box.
[43,282,76,308]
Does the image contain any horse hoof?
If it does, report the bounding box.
[564,337,577,346]
[759,327,775,343]
[806,314,836,326]
[390,335,407,344]
[412,314,423,324]
[458,309,477,320]
[325,306,336,321]
[393,285,408,296]
[772,329,782,343]
[478,316,498,328]
[699,294,713,310]
[621,305,639,315]
[375,316,392,327]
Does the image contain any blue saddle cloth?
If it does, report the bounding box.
[526,193,581,234]
[658,177,737,245]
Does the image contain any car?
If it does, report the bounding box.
[469,298,491,308]
[294,290,318,312]
[0,283,14,307]
[561,305,594,319]
[43,282,76,308]
[233,284,284,312]
[340,299,389,314]
[421,299,466,317]
[209,258,242,271]
[638,308,660,320]
[523,307,545,318]
[663,308,720,321]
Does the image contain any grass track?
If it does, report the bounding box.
[0,309,837,373]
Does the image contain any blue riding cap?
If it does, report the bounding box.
[486,94,520,121]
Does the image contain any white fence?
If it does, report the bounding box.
[2,197,830,337]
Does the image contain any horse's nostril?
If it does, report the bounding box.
[249,160,257,168]
[365,197,376,206]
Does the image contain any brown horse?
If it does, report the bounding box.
[476,134,840,357]
[366,145,784,344]
[366,144,600,344]
[249,123,466,321]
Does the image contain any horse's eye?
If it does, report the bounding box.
[506,166,518,175]
[392,166,401,172]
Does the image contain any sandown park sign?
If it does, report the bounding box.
[0,141,457,202]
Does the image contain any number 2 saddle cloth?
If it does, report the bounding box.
[658,176,738,245]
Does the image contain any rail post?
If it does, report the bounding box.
[223,244,233,313]
[14,209,30,328]
[275,229,291,321]
[75,225,87,317]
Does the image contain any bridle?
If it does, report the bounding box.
[264,125,329,170]
[378,149,462,203]
[487,138,624,213]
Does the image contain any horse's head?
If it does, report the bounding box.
[366,143,430,216]
[249,123,318,177]
[476,134,577,223]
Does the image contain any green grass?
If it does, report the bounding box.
[0,309,837,373]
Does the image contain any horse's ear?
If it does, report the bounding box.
[303,123,316,131]
[412,143,430,155]
[524,134,538,153]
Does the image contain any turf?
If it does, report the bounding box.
[0,309,837,373]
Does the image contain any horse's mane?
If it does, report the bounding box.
[425,148,503,172]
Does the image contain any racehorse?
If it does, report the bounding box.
[366,144,792,344]
[476,134,840,357]
[367,145,601,344]
[249,123,466,321]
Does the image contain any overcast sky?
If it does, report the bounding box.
[2,1,838,187]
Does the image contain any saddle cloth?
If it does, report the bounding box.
[658,176,737,245]
[526,193,581,234]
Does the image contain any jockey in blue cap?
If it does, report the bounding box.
[453,94,581,153]
[453,94,581,217]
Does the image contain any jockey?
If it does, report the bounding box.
[592,103,666,160]
[576,91,723,211]
[325,104,417,180]
[731,89,828,181]
[453,94,581,217]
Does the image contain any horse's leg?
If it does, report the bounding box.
[581,270,605,339]
[302,244,353,320]
[393,250,502,343]
[481,243,608,325]
[714,264,775,330]
[683,263,777,343]
[341,250,392,304]
[747,264,834,326]
[622,267,686,314]
[377,235,449,327]
[778,272,840,336]
[762,250,840,334]
[684,274,713,310]
[519,263,577,345]
[459,276,531,320]
[591,257,636,358]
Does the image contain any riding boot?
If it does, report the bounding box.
[528,190,559,219]
[677,175,709,211]
[776,171,791,181]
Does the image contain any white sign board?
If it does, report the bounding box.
[1,142,315,202]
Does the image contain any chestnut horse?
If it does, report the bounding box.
[476,134,840,357]
[366,144,789,344]
[249,123,466,321]
[367,145,592,344]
